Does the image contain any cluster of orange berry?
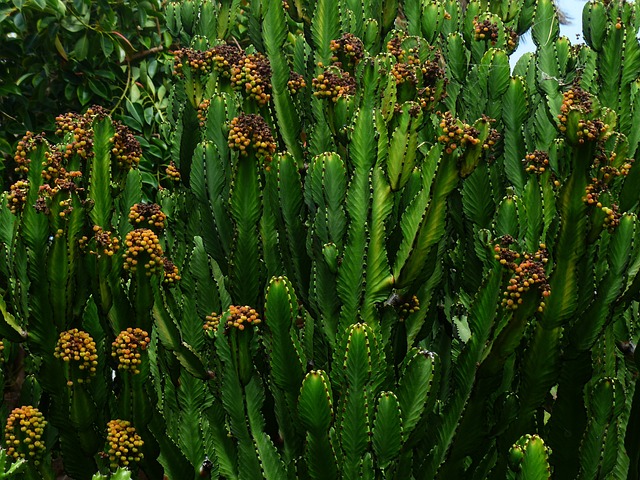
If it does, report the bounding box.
[105,419,144,469]
[111,123,142,169]
[287,71,307,95]
[123,229,164,276]
[112,328,150,375]
[562,87,592,113]
[165,161,181,181]
[162,258,181,285]
[474,17,499,44]
[230,53,272,106]
[197,99,210,127]
[312,67,357,102]
[523,150,550,174]
[391,62,419,86]
[228,114,277,159]
[128,203,166,230]
[205,305,262,334]
[55,111,95,159]
[584,178,606,207]
[54,329,99,386]
[330,33,365,68]
[89,225,120,257]
[495,238,550,311]
[210,44,245,77]
[506,27,519,51]
[13,131,44,174]
[4,406,47,464]
[483,126,501,155]
[172,47,214,77]
[557,87,592,129]
[7,180,29,214]
[386,34,406,60]
[399,295,420,319]
[418,58,447,107]
[575,119,606,144]
[602,204,621,231]
[387,34,448,111]
[437,112,480,154]
[41,149,66,183]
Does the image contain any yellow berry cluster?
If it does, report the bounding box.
[112,328,150,374]
[287,71,306,95]
[211,44,245,77]
[165,161,181,181]
[7,180,29,215]
[0,339,4,362]
[203,312,220,333]
[523,150,550,174]
[162,258,181,285]
[602,204,621,231]
[123,229,164,276]
[54,329,99,386]
[230,53,272,106]
[55,111,94,159]
[111,123,142,169]
[128,203,167,230]
[228,114,277,160]
[172,47,214,77]
[399,295,420,318]
[495,242,550,312]
[558,87,592,125]
[437,112,481,154]
[91,225,120,257]
[474,17,499,44]
[483,127,501,154]
[330,33,365,68]
[312,67,357,102]
[391,62,419,86]
[418,58,447,109]
[4,406,46,464]
[106,419,144,469]
[206,305,262,334]
[584,178,606,207]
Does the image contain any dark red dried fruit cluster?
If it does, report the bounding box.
[474,17,500,44]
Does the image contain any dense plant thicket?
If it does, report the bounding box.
[1,0,640,479]
[0,0,171,187]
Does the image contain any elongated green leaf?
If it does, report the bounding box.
[230,157,262,306]
[311,0,340,65]
[299,370,333,434]
[372,392,402,469]
[265,276,305,393]
[362,168,393,323]
[462,164,494,229]
[511,435,552,480]
[503,77,527,192]
[89,118,115,228]
[245,378,289,479]
[531,0,559,47]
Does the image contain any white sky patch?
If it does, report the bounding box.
[510,0,589,68]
